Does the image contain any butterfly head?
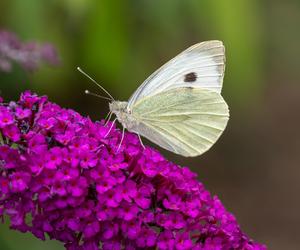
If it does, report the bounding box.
[109,101,134,129]
[109,101,128,114]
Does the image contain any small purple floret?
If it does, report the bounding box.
[0,30,60,72]
[0,91,267,249]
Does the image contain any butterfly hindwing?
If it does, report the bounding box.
[130,87,229,157]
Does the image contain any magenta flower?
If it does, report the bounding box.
[2,124,21,142]
[175,232,193,250]
[121,219,141,240]
[119,202,139,221]
[0,107,14,127]
[10,171,31,192]
[0,91,267,249]
[44,147,63,169]
[136,227,157,248]
[118,180,137,202]
[83,220,100,238]
[157,230,175,250]
[15,107,32,119]
[135,184,152,209]
[0,30,59,72]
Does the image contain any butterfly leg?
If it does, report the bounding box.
[104,118,117,138]
[137,134,145,149]
[117,127,125,152]
[104,111,113,126]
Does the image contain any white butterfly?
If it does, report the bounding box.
[79,40,229,157]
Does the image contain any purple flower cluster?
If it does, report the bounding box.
[0,91,267,250]
[0,30,59,72]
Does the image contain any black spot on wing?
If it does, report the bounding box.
[184,72,197,82]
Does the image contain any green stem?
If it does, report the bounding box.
[0,132,4,145]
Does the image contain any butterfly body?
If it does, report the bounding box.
[109,101,136,130]
[107,40,229,157]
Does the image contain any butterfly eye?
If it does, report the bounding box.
[184,72,197,82]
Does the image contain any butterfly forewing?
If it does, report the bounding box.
[130,87,229,157]
[128,40,225,109]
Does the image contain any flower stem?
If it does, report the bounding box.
[0,132,4,145]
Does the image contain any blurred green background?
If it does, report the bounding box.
[0,0,300,249]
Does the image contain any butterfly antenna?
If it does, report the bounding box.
[84,90,113,101]
[77,67,115,101]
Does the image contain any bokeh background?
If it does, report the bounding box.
[0,0,299,249]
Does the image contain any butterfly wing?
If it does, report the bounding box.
[128,40,225,108]
[130,87,229,157]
